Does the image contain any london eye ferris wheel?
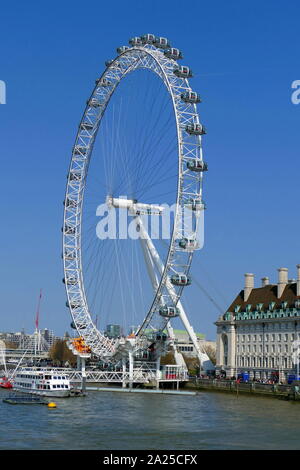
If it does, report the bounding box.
[62,34,208,365]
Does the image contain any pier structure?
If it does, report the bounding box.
[0,364,188,390]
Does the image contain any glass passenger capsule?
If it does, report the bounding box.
[129,36,142,46]
[140,34,156,44]
[159,306,180,318]
[164,48,183,60]
[185,123,206,135]
[178,238,199,250]
[184,198,206,211]
[154,332,168,341]
[170,274,191,286]
[181,91,201,103]
[63,277,78,285]
[173,66,193,78]
[187,159,208,172]
[116,46,129,54]
[153,36,170,49]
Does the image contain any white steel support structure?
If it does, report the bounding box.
[135,215,212,371]
[63,34,208,365]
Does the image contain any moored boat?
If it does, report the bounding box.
[14,368,71,397]
[0,376,13,389]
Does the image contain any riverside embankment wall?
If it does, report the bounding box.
[185,378,299,400]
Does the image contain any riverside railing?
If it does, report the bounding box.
[192,378,293,397]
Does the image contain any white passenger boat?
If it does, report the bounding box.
[14,369,71,397]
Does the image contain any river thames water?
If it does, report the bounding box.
[0,388,300,450]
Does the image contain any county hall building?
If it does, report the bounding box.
[215,265,300,382]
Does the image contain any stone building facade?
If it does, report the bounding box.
[215,265,300,382]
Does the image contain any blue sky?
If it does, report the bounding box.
[0,0,299,340]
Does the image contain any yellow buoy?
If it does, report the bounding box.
[48,402,57,408]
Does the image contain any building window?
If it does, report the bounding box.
[222,334,228,366]
[265,358,268,368]
[271,358,275,368]
[258,357,262,367]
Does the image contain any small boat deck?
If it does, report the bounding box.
[70,388,86,397]
[2,393,49,405]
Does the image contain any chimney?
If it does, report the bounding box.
[244,273,254,302]
[297,265,300,296]
[277,267,288,298]
[261,277,269,287]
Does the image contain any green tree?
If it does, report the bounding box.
[49,339,76,366]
